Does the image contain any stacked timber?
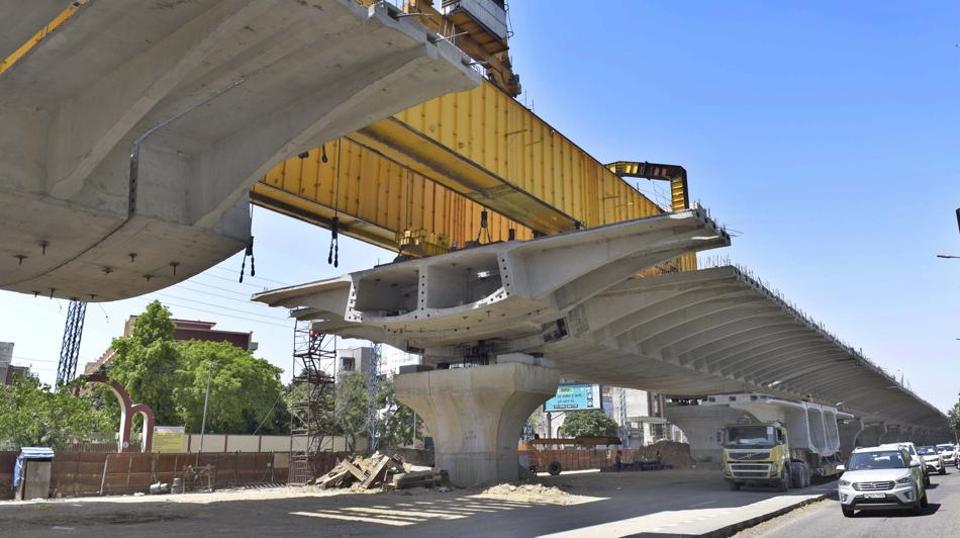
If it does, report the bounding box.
[313,453,404,490]
[313,452,448,491]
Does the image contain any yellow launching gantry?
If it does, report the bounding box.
[3,0,694,268]
[252,1,695,271]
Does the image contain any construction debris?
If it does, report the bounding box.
[312,453,448,491]
[479,483,572,503]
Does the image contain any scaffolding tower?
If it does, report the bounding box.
[366,343,383,452]
[56,300,87,386]
[288,318,337,485]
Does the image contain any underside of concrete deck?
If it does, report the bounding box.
[0,0,478,300]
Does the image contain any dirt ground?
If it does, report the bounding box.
[0,470,828,537]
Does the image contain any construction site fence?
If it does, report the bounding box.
[521,443,693,473]
[0,451,348,500]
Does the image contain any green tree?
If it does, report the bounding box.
[107,301,181,424]
[174,340,285,434]
[104,301,287,434]
[377,377,419,448]
[948,397,960,437]
[335,372,370,451]
[0,378,113,450]
[557,410,620,438]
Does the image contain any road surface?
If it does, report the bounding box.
[738,467,960,537]
[0,470,831,537]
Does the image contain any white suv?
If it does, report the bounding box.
[878,442,929,486]
[936,443,957,466]
[918,445,946,475]
[838,446,926,517]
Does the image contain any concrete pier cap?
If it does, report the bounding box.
[395,361,561,487]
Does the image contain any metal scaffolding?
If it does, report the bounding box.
[288,319,337,485]
[56,300,87,386]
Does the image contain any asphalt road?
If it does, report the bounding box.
[738,467,960,537]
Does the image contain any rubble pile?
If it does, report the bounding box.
[312,453,448,491]
[631,441,695,469]
[480,483,573,504]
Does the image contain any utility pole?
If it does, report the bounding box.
[196,363,213,466]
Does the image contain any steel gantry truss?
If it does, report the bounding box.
[56,300,87,386]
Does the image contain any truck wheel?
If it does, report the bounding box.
[778,469,789,492]
[547,461,562,476]
[841,506,855,518]
[924,475,930,487]
[939,466,946,475]
[729,481,741,491]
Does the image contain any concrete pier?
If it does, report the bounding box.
[394,363,560,487]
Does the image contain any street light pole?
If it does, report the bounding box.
[196,364,213,466]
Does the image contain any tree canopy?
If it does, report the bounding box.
[105,301,287,434]
[557,410,620,438]
[0,378,113,450]
[949,397,960,436]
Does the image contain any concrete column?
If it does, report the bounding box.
[859,423,885,447]
[838,419,864,456]
[394,363,560,487]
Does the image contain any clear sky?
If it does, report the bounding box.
[1,1,958,411]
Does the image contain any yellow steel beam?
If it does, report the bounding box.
[251,138,533,257]
[0,2,86,76]
[353,79,670,233]
[605,161,690,212]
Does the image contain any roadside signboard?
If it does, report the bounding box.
[153,426,187,453]
[543,383,602,412]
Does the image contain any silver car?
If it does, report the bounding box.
[838,446,926,517]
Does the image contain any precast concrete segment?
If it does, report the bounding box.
[253,208,730,351]
[394,362,561,487]
[0,0,479,301]
[531,265,948,439]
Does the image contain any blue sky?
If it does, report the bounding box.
[2,1,958,411]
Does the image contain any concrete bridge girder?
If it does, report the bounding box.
[701,333,826,374]
[586,287,755,344]
[665,319,800,363]
[0,0,479,300]
[714,340,834,379]
[570,279,742,340]
[676,325,810,367]
[756,355,859,391]
[619,303,778,356]
[739,348,848,383]
[255,255,950,485]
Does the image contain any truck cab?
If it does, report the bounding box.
[721,422,801,491]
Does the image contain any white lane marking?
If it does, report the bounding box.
[689,500,718,508]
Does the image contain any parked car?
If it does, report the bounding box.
[838,446,926,517]
[878,442,929,486]
[917,446,946,475]
[936,443,957,466]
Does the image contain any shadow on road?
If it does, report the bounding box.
[850,503,941,518]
